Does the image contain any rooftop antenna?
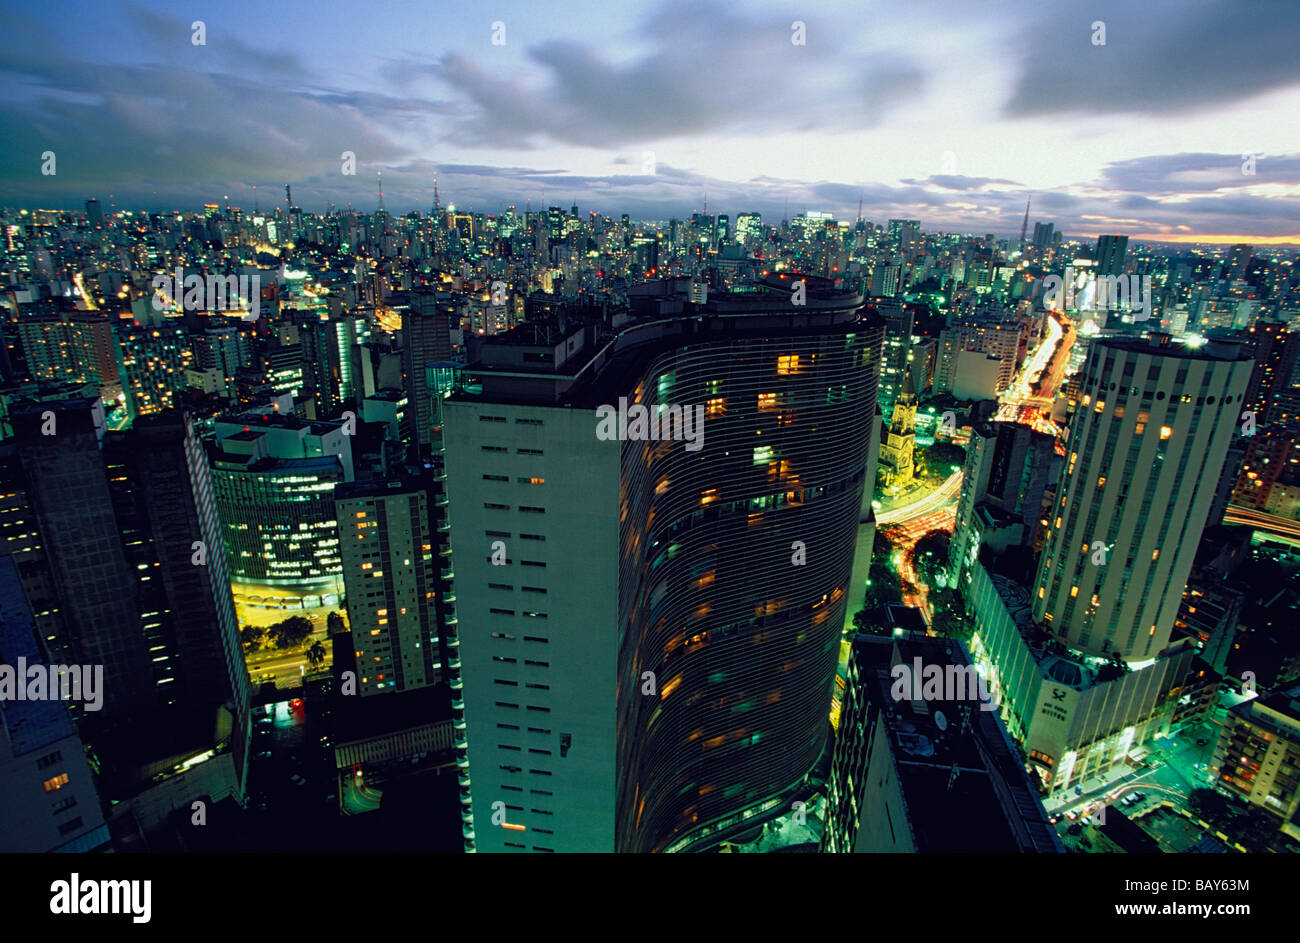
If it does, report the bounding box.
[377,171,385,213]
[857,195,863,223]
[432,175,441,217]
[1020,195,1031,244]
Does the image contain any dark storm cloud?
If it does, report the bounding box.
[1004,0,1300,117]
[1098,153,1300,195]
[430,0,926,148]
[0,6,434,208]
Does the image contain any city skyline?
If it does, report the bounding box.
[2,0,1299,242]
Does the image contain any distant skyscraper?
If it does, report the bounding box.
[1094,234,1128,278]
[113,320,194,422]
[875,302,913,421]
[1243,320,1297,416]
[870,264,900,298]
[734,212,762,246]
[400,289,454,464]
[300,312,370,419]
[1032,221,1054,249]
[85,198,104,229]
[1032,334,1253,661]
[1222,244,1253,282]
[443,276,882,852]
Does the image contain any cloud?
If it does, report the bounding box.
[427,0,927,148]
[901,175,1024,191]
[1003,0,1300,117]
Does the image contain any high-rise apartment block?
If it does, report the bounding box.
[336,477,442,696]
[1033,334,1253,661]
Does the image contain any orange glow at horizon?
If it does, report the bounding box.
[1101,233,1300,247]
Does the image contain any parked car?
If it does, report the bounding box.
[1065,810,1078,820]
[257,750,272,760]
[290,773,306,786]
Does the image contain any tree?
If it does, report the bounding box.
[852,609,892,637]
[327,610,347,636]
[925,441,966,468]
[240,624,265,654]
[1188,788,1227,822]
[305,640,328,667]
[267,615,314,650]
[864,562,903,611]
[914,530,951,567]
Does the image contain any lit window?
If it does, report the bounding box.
[1160,426,1172,439]
[757,392,778,411]
[43,774,69,792]
[1070,586,1079,598]
[776,354,800,375]
[706,397,726,417]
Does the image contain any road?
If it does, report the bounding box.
[1222,505,1300,545]
[246,645,321,688]
[72,272,97,311]
[994,313,1065,438]
[887,507,956,625]
[342,767,383,816]
[876,471,962,525]
[1043,723,1219,827]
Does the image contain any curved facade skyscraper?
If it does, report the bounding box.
[443,277,882,852]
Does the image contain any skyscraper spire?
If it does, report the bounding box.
[1020,195,1031,244]
[377,171,385,213]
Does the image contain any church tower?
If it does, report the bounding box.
[879,369,917,489]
